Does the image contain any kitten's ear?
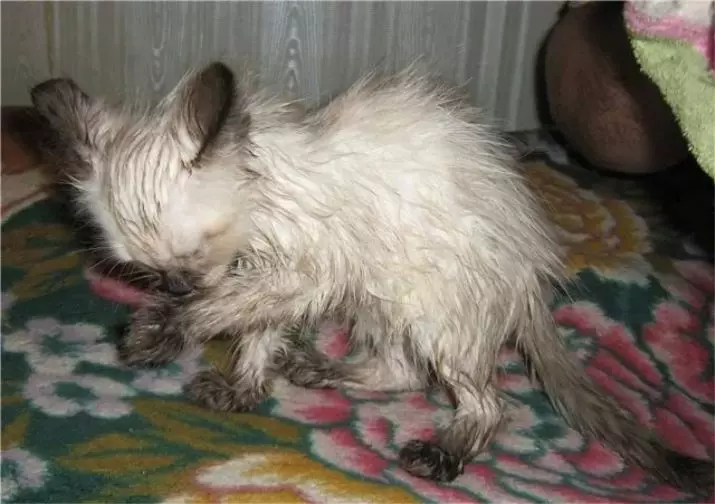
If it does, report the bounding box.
[30,78,95,145]
[166,62,249,166]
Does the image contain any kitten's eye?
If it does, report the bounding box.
[232,257,247,270]
[230,253,253,271]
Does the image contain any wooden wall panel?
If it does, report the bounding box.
[1,2,51,106]
[1,1,561,130]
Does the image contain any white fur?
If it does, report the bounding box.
[82,67,565,401]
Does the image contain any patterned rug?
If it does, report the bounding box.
[2,131,713,503]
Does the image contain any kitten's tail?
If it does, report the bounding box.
[518,291,714,498]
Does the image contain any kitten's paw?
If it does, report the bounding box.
[119,304,184,368]
[184,369,265,412]
[277,343,343,389]
[398,440,464,482]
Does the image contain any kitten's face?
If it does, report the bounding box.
[31,63,252,293]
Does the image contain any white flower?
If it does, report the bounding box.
[3,318,117,375]
[5,315,205,419]
[1,447,49,501]
[131,347,204,395]
[24,373,135,419]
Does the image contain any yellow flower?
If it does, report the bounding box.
[162,449,418,504]
[524,162,651,279]
[59,398,416,503]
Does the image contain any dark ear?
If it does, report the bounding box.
[167,62,249,166]
[30,78,94,145]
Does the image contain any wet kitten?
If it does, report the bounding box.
[31,62,713,494]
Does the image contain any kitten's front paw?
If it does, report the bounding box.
[398,439,464,482]
[118,303,185,368]
[184,369,265,413]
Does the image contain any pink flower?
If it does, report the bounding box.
[562,442,624,477]
[533,451,576,475]
[643,302,714,404]
[552,296,714,486]
[314,321,350,359]
[585,468,647,492]
[311,427,390,480]
[665,394,715,454]
[389,467,481,502]
[271,381,352,425]
[554,302,663,427]
[390,463,500,503]
[555,301,663,388]
[290,385,449,484]
[493,454,564,483]
[652,406,708,459]
[355,403,394,459]
[587,367,654,425]
[503,477,628,503]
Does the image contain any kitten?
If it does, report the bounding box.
[31,62,713,494]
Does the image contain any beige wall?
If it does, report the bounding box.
[1,1,560,131]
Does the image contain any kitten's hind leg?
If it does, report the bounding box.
[398,339,505,482]
[399,380,504,481]
[279,338,426,392]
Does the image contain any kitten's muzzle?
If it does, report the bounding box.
[159,270,196,296]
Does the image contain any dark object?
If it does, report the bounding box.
[544,2,688,174]
[160,270,195,296]
[398,440,465,482]
[644,155,715,260]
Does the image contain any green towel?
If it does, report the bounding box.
[624,1,715,179]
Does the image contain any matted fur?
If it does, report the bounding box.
[31,62,713,494]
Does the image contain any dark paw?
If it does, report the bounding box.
[184,369,264,413]
[277,344,343,389]
[398,440,464,482]
[118,303,184,368]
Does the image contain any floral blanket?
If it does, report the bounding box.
[2,131,713,503]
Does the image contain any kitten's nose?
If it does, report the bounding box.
[160,270,195,296]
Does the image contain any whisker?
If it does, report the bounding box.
[104,260,124,280]
[85,255,117,273]
[68,244,114,257]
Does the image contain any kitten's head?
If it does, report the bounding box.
[31,62,253,294]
